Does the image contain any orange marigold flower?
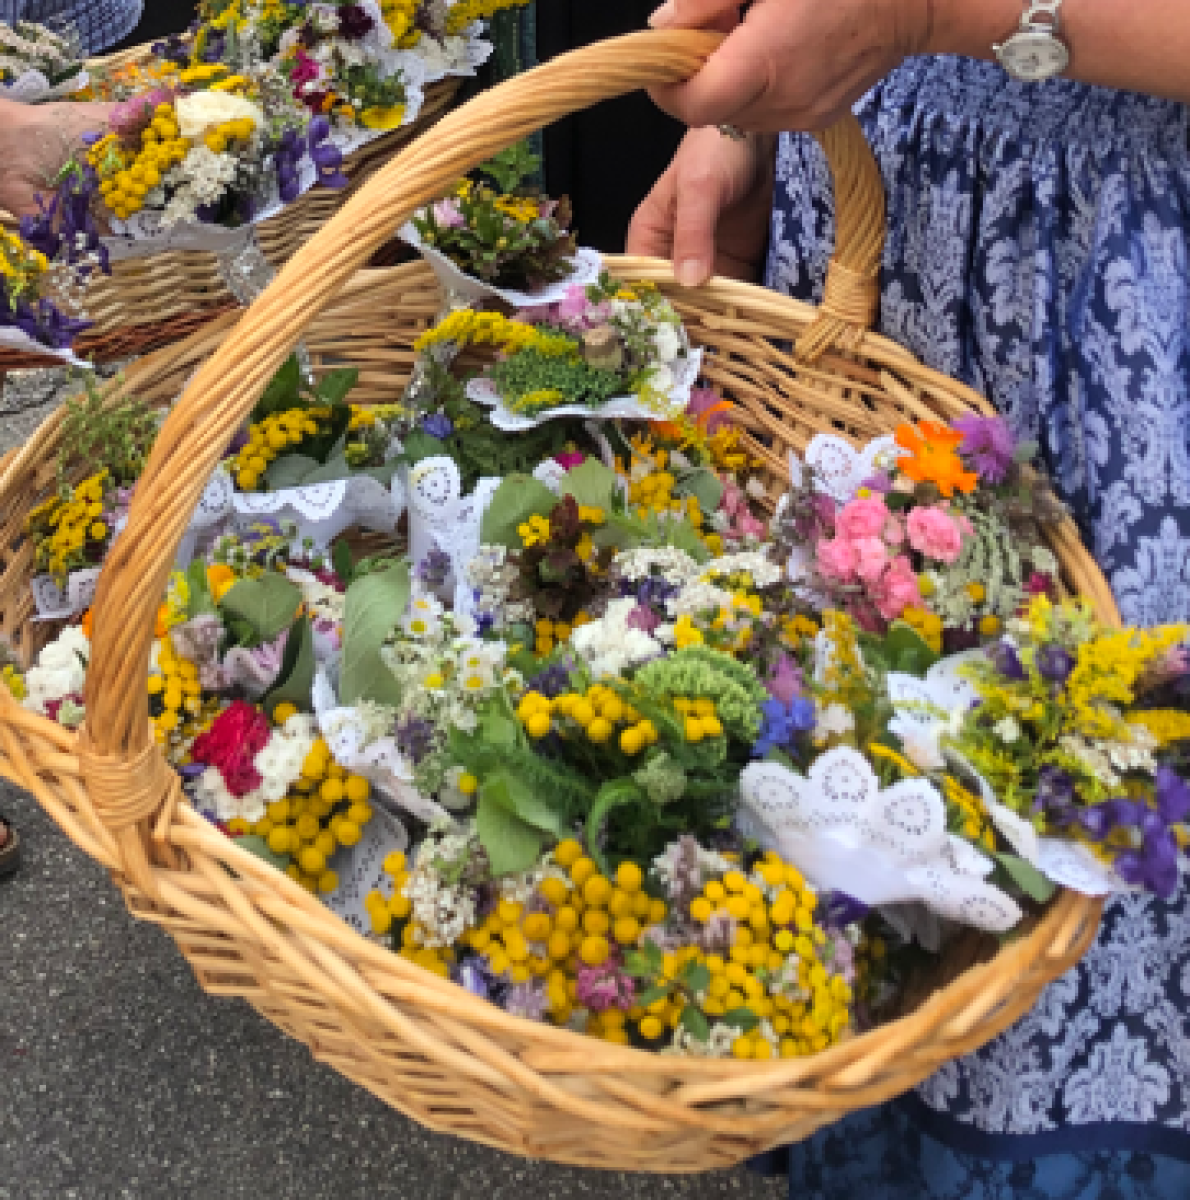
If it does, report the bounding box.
[895,421,979,497]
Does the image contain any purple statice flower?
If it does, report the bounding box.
[421,412,453,439]
[1036,643,1075,685]
[859,473,892,494]
[1033,765,1077,825]
[753,694,815,758]
[526,660,572,700]
[575,953,636,1012]
[988,640,1027,681]
[1157,767,1190,826]
[1076,788,1188,900]
[823,891,870,931]
[416,547,451,588]
[503,979,549,1021]
[953,413,1016,484]
[455,957,493,1002]
[395,714,435,764]
[626,603,662,635]
[765,652,803,709]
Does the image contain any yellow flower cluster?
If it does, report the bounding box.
[942,775,997,849]
[414,309,578,358]
[819,610,868,720]
[684,853,852,1059]
[148,634,204,745]
[27,470,109,581]
[518,685,664,754]
[232,406,326,491]
[531,613,591,656]
[900,604,946,654]
[780,613,819,650]
[444,0,531,35]
[493,194,542,224]
[619,439,723,555]
[1130,709,1190,748]
[228,720,375,895]
[2,664,25,702]
[91,104,191,221]
[381,0,421,46]
[0,227,48,294]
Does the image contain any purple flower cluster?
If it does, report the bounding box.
[421,412,453,439]
[753,694,816,758]
[394,713,435,764]
[953,413,1017,484]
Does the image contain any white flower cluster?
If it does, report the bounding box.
[287,567,347,625]
[570,598,662,679]
[1059,727,1159,789]
[465,544,535,628]
[21,626,89,715]
[402,823,481,947]
[193,713,317,824]
[161,147,241,228]
[701,550,784,589]
[650,839,735,892]
[663,580,739,621]
[611,547,702,587]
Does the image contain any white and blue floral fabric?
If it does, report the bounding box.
[0,0,142,55]
[762,54,1190,1198]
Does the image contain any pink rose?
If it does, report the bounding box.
[853,536,890,584]
[906,506,966,564]
[816,536,859,581]
[872,555,922,620]
[836,495,891,541]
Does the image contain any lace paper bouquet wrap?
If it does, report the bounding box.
[0,32,1152,1174]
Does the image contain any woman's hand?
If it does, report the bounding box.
[0,99,114,218]
[647,0,931,133]
[626,126,776,287]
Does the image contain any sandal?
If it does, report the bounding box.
[0,811,20,880]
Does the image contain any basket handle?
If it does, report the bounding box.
[80,29,886,882]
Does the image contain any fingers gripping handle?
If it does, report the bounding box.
[80,31,888,859]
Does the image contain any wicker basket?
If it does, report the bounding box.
[0,32,1109,1171]
[0,44,460,371]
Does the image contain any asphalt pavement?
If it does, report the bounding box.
[0,372,788,1200]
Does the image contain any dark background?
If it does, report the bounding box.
[112,1,684,253]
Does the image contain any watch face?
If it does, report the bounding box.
[998,31,1069,81]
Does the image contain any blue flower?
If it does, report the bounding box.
[421,413,453,439]
[753,695,816,758]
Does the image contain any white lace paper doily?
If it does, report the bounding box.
[886,651,1131,897]
[323,805,410,936]
[312,670,453,827]
[399,224,603,308]
[402,456,501,612]
[0,67,86,102]
[786,433,904,506]
[466,346,703,432]
[233,472,406,549]
[737,747,1023,933]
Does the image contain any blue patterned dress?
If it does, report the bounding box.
[761,55,1190,1199]
[0,0,143,54]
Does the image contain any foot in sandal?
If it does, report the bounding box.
[0,812,20,880]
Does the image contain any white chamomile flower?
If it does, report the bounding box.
[403,592,443,639]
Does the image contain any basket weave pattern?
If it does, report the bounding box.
[0,33,1107,1170]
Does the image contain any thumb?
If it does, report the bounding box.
[649,0,741,32]
[670,161,732,287]
[626,162,679,259]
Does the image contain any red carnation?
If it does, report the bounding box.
[191,700,270,797]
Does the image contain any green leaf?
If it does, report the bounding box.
[313,366,359,407]
[681,961,711,995]
[675,467,724,514]
[621,950,656,979]
[264,453,320,491]
[220,574,302,642]
[585,779,647,876]
[252,354,301,421]
[882,622,941,675]
[474,770,566,877]
[296,451,355,486]
[561,457,617,512]
[263,615,315,716]
[664,520,712,562]
[679,1005,711,1043]
[331,539,355,587]
[339,561,411,706]
[400,428,448,466]
[721,1007,760,1033]
[635,984,670,1008]
[300,402,353,464]
[184,558,216,619]
[233,834,290,872]
[479,474,558,548]
[995,853,1057,904]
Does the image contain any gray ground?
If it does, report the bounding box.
[0,371,787,1200]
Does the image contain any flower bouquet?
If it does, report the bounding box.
[0,20,86,102]
[0,224,94,362]
[400,142,603,306]
[226,354,407,547]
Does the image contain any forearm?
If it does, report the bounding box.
[926,0,1190,103]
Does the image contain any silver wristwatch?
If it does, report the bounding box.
[994,1,1070,83]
